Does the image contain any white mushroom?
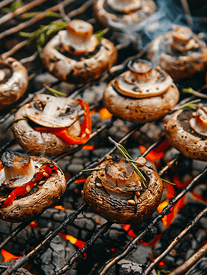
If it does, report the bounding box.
[42,19,117,84]
[0,151,36,188]
[190,107,207,137]
[0,57,28,111]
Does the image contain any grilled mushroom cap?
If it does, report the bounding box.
[82,155,163,224]
[165,104,207,160]
[147,25,207,81]
[94,0,156,28]
[42,19,117,84]
[0,57,28,111]
[12,94,81,156]
[103,59,179,124]
[0,154,66,223]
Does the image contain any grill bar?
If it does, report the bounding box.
[0,0,207,274]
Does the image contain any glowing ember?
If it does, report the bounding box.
[54,205,67,210]
[98,107,113,120]
[1,249,22,262]
[82,145,95,150]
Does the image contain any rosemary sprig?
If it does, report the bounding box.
[108,137,146,185]
[95,28,108,46]
[162,179,176,186]
[182,87,207,99]
[1,0,24,13]
[21,12,61,19]
[82,168,102,172]
[19,22,68,49]
[43,84,67,97]
[179,99,201,110]
[4,118,27,132]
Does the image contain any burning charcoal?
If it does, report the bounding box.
[103,59,179,124]
[165,104,207,161]
[39,235,78,275]
[147,25,207,81]
[34,208,129,246]
[12,94,91,156]
[105,259,157,275]
[154,202,207,269]
[42,19,117,84]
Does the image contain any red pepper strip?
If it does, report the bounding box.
[1,165,58,208]
[34,99,91,145]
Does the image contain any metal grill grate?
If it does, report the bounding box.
[0,1,207,275]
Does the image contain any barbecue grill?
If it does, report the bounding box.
[0,0,207,274]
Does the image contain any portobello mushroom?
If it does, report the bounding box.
[94,0,156,28]
[165,104,207,161]
[147,25,207,81]
[0,57,28,111]
[82,155,163,224]
[0,151,66,223]
[103,59,179,123]
[12,94,91,156]
[42,19,117,84]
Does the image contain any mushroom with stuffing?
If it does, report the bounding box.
[93,0,156,28]
[103,59,179,124]
[0,151,66,222]
[42,19,117,84]
[147,25,207,81]
[165,103,207,161]
[12,94,91,156]
[0,57,28,111]
[82,155,163,224]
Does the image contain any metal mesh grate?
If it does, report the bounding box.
[0,1,207,274]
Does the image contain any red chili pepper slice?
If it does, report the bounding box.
[34,99,91,145]
[1,165,58,208]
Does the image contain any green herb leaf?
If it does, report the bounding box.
[19,22,67,48]
[162,178,176,186]
[82,168,102,172]
[182,87,195,95]
[179,99,201,110]
[4,118,27,132]
[1,0,24,13]
[43,84,67,97]
[95,28,108,46]
[108,136,146,185]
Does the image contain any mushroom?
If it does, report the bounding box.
[165,104,207,161]
[147,25,207,81]
[93,0,156,28]
[82,155,163,224]
[103,59,179,124]
[42,19,117,84]
[0,57,28,111]
[12,94,91,156]
[0,151,66,222]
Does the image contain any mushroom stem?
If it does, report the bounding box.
[1,152,35,188]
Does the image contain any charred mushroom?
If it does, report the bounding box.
[42,19,117,84]
[0,57,28,111]
[147,25,207,81]
[93,0,156,28]
[82,155,163,224]
[0,151,66,222]
[165,104,207,161]
[12,94,91,156]
[103,59,179,123]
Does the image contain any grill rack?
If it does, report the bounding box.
[0,0,207,274]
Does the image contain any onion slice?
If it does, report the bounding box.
[190,107,207,137]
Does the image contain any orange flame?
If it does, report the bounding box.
[98,107,113,120]
[82,145,95,150]
[1,249,22,262]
